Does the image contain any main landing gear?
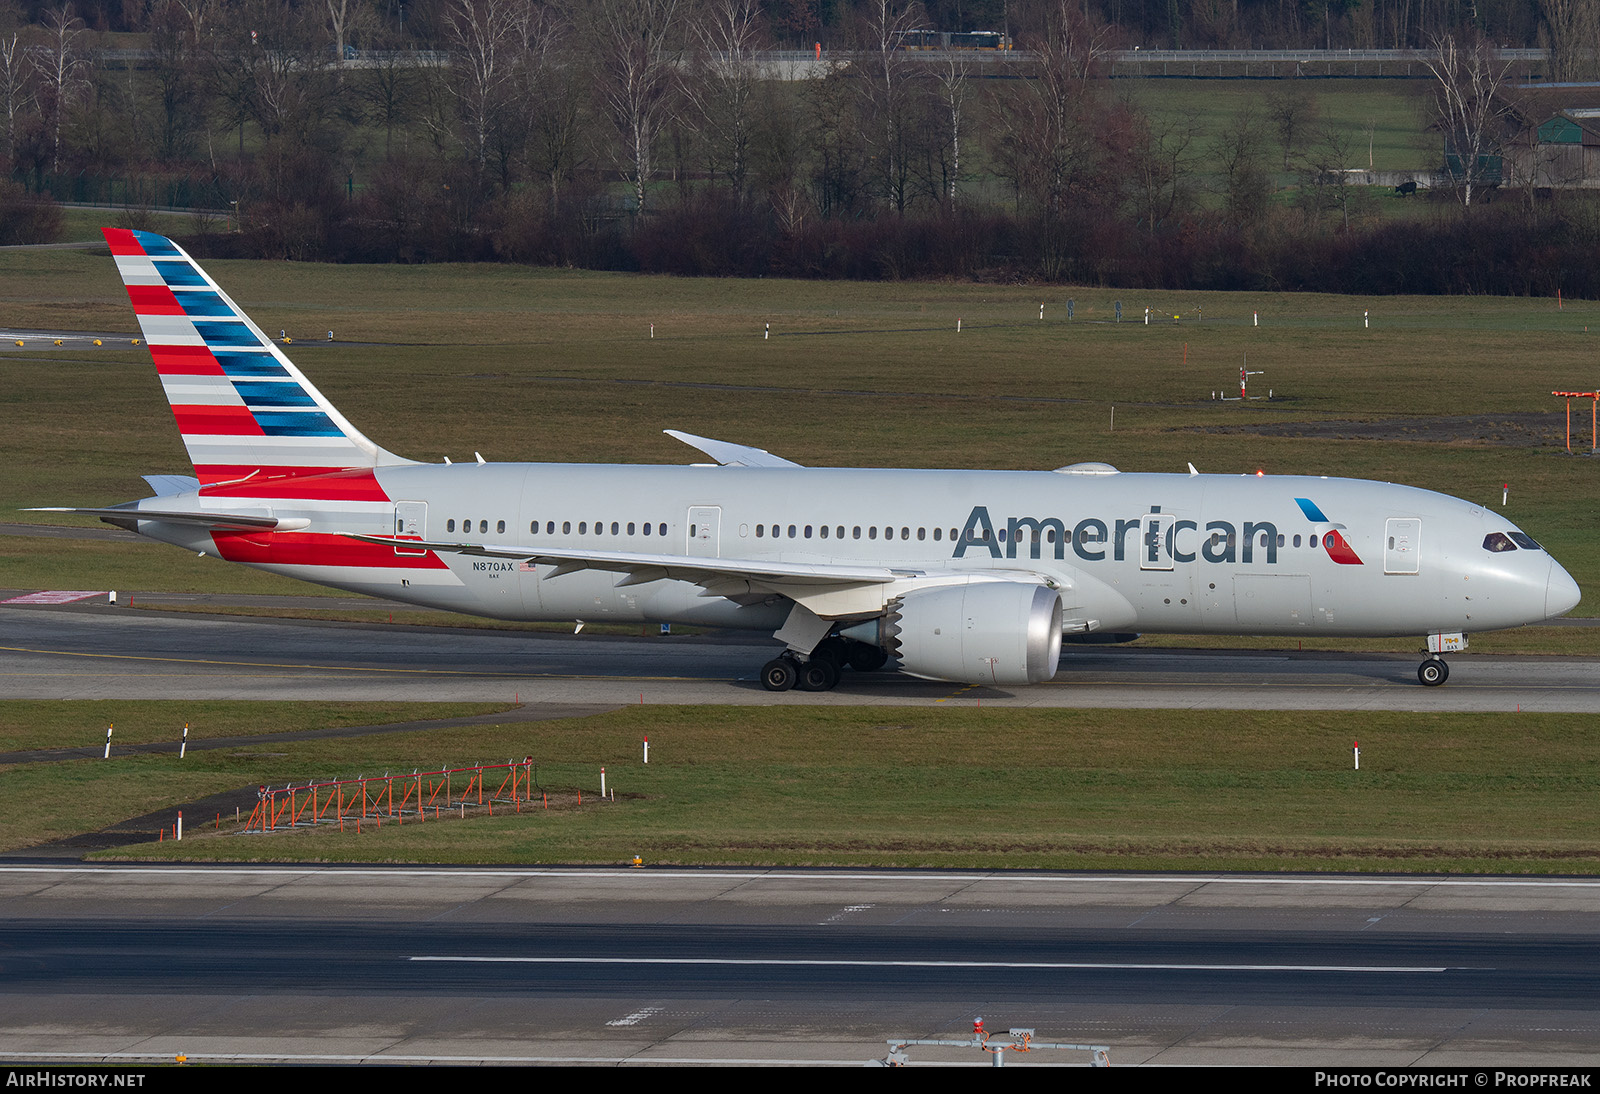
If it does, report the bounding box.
[760,637,889,692]
[1417,656,1450,687]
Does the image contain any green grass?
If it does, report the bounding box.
[0,701,510,851]
[1125,78,1434,175]
[15,703,1593,873]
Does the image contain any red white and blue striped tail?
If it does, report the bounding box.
[103,228,411,499]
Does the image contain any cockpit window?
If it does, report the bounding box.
[1509,532,1543,551]
[1482,532,1517,553]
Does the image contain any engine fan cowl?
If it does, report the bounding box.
[880,581,1064,686]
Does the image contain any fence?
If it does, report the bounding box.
[244,758,545,834]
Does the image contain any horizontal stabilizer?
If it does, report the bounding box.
[27,506,309,532]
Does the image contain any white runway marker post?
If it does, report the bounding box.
[601,767,606,800]
[1353,740,1360,770]
[180,722,188,759]
[103,724,112,759]
[643,738,649,764]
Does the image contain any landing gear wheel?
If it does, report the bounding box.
[1417,658,1449,687]
[796,658,841,692]
[761,657,798,692]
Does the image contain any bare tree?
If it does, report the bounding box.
[519,3,586,211]
[145,0,206,163]
[1128,107,1201,233]
[1265,84,1319,172]
[856,0,922,212]
[930,54,969,203]
[1300,122,1360,229]
[33,5,89,175]
[681,0,764,202]
[325,0,370,75]
[1421,33,1515,208]
[989,1,1111,275]
[1212,104,1272,225]
[444,0,528,180]
[1539,0,1600,83]
[588,0,682,216]
[0,28,31,165]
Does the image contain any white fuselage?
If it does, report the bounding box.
[134,462,1579,641]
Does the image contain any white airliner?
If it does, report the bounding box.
[37,228,1582,691]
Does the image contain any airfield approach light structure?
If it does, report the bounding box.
[879,1027,1111,1067]
[1552,391,1600,455]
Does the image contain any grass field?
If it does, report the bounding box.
[1125,77,1433,176]
[9,703,1590,874]
[3,244,1598,869]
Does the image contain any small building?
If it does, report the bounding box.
[1500,86,1600,188]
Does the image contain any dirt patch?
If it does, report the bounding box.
[1186,411,1574,448]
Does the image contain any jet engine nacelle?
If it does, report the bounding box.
[879,581,1064,685]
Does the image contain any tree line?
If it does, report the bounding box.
[3,0,1600,298]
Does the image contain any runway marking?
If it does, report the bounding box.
[5,864,1600,889]
[413,955,1451,973]
[1,590,105,604]
[0,1052,871,1066]
[7,643,1599,692]
[607,1006,664,1026]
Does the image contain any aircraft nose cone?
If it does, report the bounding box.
[1547,559,1582,619]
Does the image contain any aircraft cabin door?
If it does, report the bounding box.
[393,501,427,556]
[1384,518,1420,574]
[1138,511,1176,571]
[687,506,722,558]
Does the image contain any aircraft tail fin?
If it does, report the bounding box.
[103,228,411,496]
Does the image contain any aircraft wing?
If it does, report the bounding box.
[663,430,802,468]
[345,533,905,589]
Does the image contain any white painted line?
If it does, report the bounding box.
[607,1005,664,1026]
[1,864,1597,889]
[411,955,1450,973]
[0,1051,872,1066]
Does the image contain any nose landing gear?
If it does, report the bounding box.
[1417,657,1450,687]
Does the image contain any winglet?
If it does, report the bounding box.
[664,430,802,468]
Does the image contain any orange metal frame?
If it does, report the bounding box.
[1553,390,1600,454]
[245,759,538,834]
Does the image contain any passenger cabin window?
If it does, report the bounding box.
[497,520,506,534]
[447,519,456,532]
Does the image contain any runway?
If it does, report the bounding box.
[2,865,1598,1066]
[3,598,1598,711]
